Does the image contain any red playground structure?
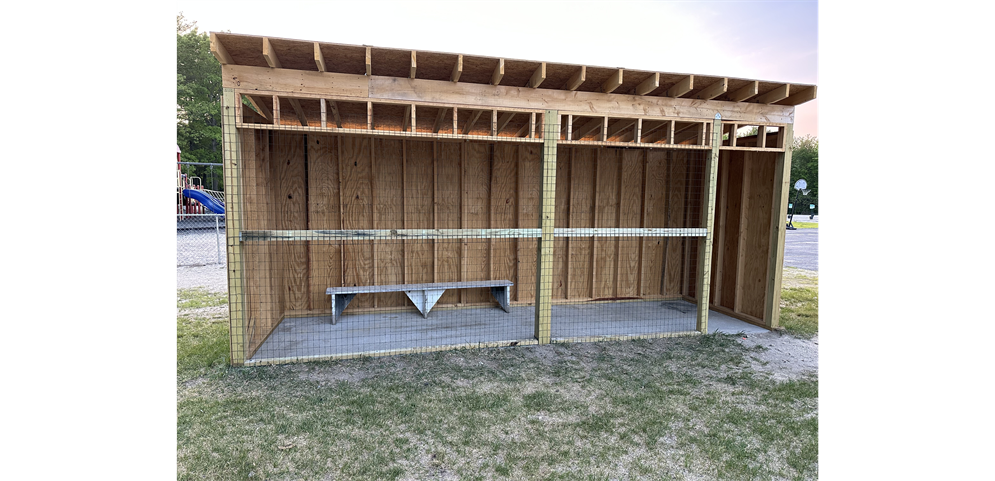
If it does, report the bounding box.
[177,145,225,218]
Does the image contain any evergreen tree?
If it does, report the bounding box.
[176,13,223,190]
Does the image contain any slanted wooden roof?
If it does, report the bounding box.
[211,32,817,107]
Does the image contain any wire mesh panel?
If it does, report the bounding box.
[231,122,544,363]
[549,146,708,342]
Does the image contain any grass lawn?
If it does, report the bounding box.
[177,286,818,480]
[779,268,819,338]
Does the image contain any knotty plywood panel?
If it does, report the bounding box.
[685,153,704,299]
[307,134,342,311]
[373,138,406,307]
[741,151,776,319]
[491,143,518,300]
[241,130,279,357]
[339,136,374,308]
[553,146,570,299]
[568,147,595,299]
[517,144,541,302]
[435,142,462,305]
[594,149,619,298]
[404,140,435,285]
[273,131,309,311]
[663,151,687,296]
[463,142,492,304]
[641,149,667,296]
[617,149,643,297]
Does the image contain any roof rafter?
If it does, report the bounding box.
[432,107,449,133]
[572,117,603,140]
[755,84,790,104]
[262,37,281,69]
[242,95,272,121]
[777,85,816,105]
[727,81,759,102]
[528,63,546,88]
[287,98,308,126]
[564,66,586,91]
[634,73,659,96]
[606,118,637,139]
[496,112,516,132]
[491,59,504,85]
[602,69,623,94]
[365,47,371,76]
[410,51,417,78]
[462,109,483,135]
[313,43,326,72]
[451,55,463,83]
[693,78,728,100]
[667,75,693,97]
[210,33,233,65]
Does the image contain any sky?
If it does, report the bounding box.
[177,0,818,137]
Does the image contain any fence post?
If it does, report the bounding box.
[534,110,558,344]
[216,215,222,265]
[695,114,722,334]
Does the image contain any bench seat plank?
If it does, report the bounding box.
[327,280,512,295]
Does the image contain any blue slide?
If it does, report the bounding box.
[182,189,225,214]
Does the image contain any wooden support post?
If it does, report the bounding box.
[566,115,573,141]
[491,110,498,136]
[367,101,373,130]
[222,88,246,365]
[534,110,558,344]
[320,99,327,128]
[758,125,767,148]
[272,95,280,125]
[635,118,642,143]
[696,114,722,334]
[763,124,793,328]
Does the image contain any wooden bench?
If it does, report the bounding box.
[326,280,513,325]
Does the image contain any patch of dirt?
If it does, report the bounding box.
[781,267,818,289]
[738,331,818,381]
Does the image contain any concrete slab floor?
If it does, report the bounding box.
[249,299,767,362]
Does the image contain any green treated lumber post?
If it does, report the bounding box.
[534,110,558,344]
[763,124,794,328]
[695,114,722,334]
[222,88,246,365]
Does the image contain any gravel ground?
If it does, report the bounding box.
[177,264,228,293]
[739,331,819,381]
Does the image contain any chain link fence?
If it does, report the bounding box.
[177,214,226,267]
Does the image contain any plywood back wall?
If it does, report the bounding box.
[240,131,731,325]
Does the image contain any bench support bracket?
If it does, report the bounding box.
[330,293,357,325]
[491,286,511,313]
[404,289,446,319]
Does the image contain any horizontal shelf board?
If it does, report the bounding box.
[241,228,707,242]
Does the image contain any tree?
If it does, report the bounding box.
[176,13,224,190]
[790,135,818,214]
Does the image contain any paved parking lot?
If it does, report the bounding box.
[784,215,818,271]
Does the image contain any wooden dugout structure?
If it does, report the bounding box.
[212,32,817,366]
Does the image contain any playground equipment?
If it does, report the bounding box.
[177,145,226,217]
